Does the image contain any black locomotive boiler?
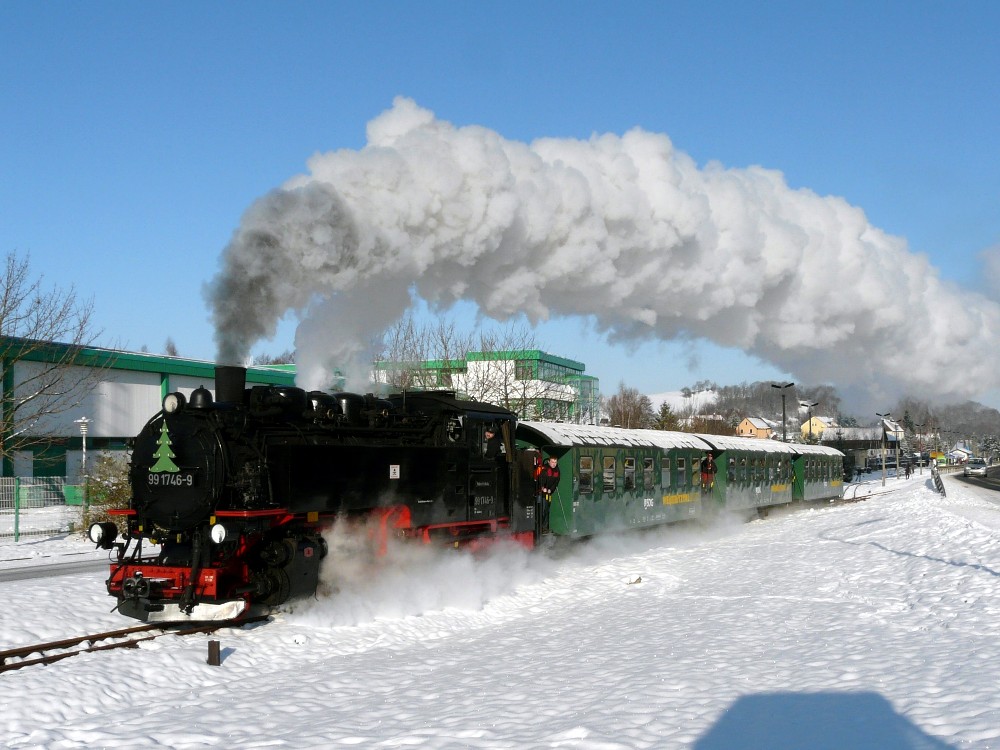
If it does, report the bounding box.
[92,366,540,622]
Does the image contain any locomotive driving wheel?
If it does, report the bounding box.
[259,538,296,568]
[252,567,292,606]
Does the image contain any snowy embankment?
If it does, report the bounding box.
[1,474,998,749]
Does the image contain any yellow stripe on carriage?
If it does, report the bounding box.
[662,493,697,505]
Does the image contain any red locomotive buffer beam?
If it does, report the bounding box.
[109,563,222,598]
[108,561,251,623]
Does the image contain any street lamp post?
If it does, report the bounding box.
[74,417,91,478]
[800,401,819,443]
[771,382,794,442]
[914,423,925,475]
[876,412,891,487]
[894,423,902,479]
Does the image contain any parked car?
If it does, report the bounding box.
[964,458,989,478]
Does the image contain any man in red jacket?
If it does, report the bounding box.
[537,455,560,534]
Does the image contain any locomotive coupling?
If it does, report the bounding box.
[120,572,164,600]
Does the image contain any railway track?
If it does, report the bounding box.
[840,479,920,501]
[0,615,270,674]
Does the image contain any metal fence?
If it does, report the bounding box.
[0,477,85,541]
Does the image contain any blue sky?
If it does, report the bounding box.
[2,2,998,406]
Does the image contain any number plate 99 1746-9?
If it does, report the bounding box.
[147,471,196,487]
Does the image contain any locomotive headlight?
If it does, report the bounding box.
[209,523,229,544]
[88,522,119,549]
[163,392,187,413]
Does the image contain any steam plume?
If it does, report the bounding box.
[207,97,1000,407]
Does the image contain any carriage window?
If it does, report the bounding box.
[579,456,593,494]
[624,457,636,490]
[677,457,687,486]
[728,458,736,482]
[643,458,654,490]
[739,457,748,482]
[661,457,671,488]
[603,457,616,492]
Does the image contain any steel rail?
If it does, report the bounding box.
[0,615,269,674]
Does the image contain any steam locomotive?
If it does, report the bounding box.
[91,366,845,622]
[91,366,539,622]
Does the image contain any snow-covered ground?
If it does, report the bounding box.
[2,473,998,749]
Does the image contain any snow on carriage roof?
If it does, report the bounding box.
[790,443,846,456]
[694,435,842,456]
[516,422,845,458]
[695,433,797,454]
[516,421,711,451]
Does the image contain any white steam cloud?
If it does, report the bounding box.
[208,97,1000,407]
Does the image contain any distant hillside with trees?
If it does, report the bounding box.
[651,380,1000,445]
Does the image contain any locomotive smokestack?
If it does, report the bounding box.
[215,366,247,404]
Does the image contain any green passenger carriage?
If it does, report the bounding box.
[695,434,798,512]
[790,443,845,501]
[516,421,845,539]
[516,422,710,538]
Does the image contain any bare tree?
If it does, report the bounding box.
[459,322,584,420]
[164,337,179,357]
[462,322,538,409]
[604,382,654,429]
[372,312,471,390]
[373,315,587,420]
[0,252,108,460]
[251,349,295,365]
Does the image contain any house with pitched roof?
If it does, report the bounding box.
[736,417,778,439]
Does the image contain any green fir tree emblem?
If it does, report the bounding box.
[149,420,180,473]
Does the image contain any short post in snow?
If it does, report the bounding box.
[207,639,221,666]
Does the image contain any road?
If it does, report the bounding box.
[953,467,999,489]
[0,556,108,583]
